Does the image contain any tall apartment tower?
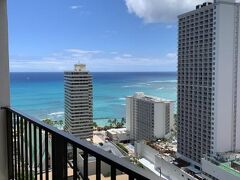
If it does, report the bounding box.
[64,64,93,140]
[177,0,240,166]
[126,92,175,141]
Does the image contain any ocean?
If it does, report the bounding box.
[10,72,177,126]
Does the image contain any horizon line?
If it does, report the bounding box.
[10,71,177,73]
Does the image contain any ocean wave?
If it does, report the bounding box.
[137,82,151,86]
[122,84,150,88]
[122,85,143,88]
[157,87,164,90]
[119,98,126,101]
[48,112,64,116]
[121,104,126,106]
[150,80,177,83]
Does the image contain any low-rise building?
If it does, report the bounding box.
[202,153,240,180]
[135,141,240,180]
[135,141,203,180]
[106,128,130,143]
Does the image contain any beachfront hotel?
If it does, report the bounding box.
[126,92,175,142]
[64,64,93,140]
[177,0,240,173]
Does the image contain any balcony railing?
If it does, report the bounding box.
[5,107,150,180]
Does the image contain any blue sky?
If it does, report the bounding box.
[7,0,205,72]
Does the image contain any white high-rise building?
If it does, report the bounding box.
[64,64,93,140]
[177,0,240,166]
[126,92,175,141]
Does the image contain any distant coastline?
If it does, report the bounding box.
[10,71,177,73]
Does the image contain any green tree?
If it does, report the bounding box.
[43,118,55,126]
[112,118,117,127]
[57,120,64,126]
[92,122,98,128]
[116,143,128,153]
[121,117,126,125]
[43,118,65,129]
[108,119,113,127]
[116,122,123,128]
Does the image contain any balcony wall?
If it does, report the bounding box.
[0,0,10,179]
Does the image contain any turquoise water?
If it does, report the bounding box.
[10,72,177,126]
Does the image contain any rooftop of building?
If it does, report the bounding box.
[138,158,169,180]
[178,1,214,18]
[64,64,90,73]
[137,141,204,179]
[196,2,213,10]
[219,162,240,177]
[203,152,240,177]
[179,0,239,19]
[144,137,177,160]
[143,140,205,179]
[127,92,175,103]
[96,142,127,158]
[107,128,129,135]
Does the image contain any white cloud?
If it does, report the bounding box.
[166,52,177,60]
[111,51,118,55]
[166,25,175,29]
[10,49,177,72]
[65,49,102,55]
[122,54,133,58]
[125,0,211,23]
[70,5,82,10]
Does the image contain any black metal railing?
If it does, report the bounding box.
[5,107,151,180]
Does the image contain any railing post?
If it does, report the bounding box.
[0,0,10,179]
[52,134,67,180]
[6,110,13,179]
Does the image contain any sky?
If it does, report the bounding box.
[8,0,208,72]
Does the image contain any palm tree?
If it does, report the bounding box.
[92,122,98,128]
[116,122,123,128]
[112,118,117,127]
[58,120,64,126]
[108,119,113,127]
[43,118,55,126]
[121,117,126,126]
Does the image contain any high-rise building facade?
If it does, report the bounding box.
[64,64,93,140]
[126,92,175,141]
[177,0,240,166]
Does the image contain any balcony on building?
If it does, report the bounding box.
[0,0,152,179]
